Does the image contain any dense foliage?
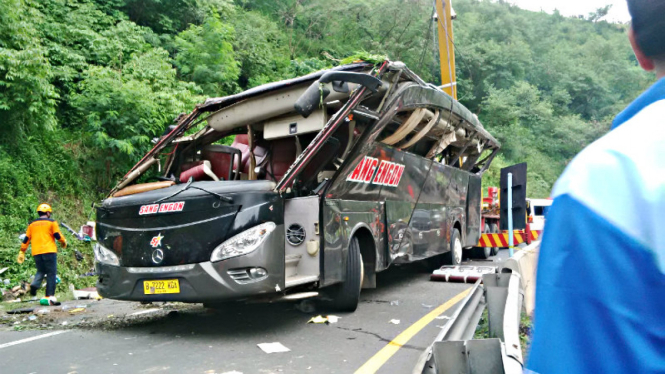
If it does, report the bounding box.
[0,0,653,287]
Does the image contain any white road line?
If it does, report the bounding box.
[0,330,70,349]
[130,309,162,316]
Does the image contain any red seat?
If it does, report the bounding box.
[231,135,269,175]
[179,161,218,183]
[202,145,242,180]
[231,135,250,171]
[264,138,296,182]
[225,135,269,176]
[180,160,204,172]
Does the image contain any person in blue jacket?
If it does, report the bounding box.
[526,1,665,373]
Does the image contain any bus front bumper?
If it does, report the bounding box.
[95,234,285,303]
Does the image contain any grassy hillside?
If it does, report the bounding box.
[0,0,653,287]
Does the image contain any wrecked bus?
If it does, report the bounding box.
[94,60,500,311]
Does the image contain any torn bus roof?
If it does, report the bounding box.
[198,62,374,113]
[109,59,500,196]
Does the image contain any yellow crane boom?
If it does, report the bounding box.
[435,0,457,99]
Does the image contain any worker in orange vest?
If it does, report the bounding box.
[17,204,67,305]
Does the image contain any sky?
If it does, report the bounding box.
[507,0,631,23]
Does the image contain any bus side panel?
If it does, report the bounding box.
[381,148,432,263]
[321,200,384,287]
[325,140,390,201]
[322,202,344,287]
[447,167,469,243]
[323,142,392,285]
[466,174,482,247]
[418,162,454,255]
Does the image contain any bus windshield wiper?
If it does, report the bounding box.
[154,179,233,204]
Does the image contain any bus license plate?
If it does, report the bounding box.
[143,279,180,294]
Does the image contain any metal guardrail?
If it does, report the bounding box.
[413,272,524,374]
[501,241,540,316]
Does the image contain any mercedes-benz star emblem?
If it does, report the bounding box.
[151,248,164,264]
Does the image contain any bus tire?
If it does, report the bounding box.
[445,229,463,265]
[331,236,363,312]
[490,223,500,256]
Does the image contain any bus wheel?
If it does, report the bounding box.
[490,223,500,256]
[445,229,463,265]
[331,236,363,312]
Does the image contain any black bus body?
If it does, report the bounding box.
[94,61,500,311]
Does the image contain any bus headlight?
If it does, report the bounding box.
[211,222,276,262]
[94,243,120,266]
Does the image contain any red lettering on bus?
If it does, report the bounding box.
[362,158,379,183]
[347,158,366,181]
[373,161,388,185]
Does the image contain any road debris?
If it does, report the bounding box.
[70,285,100,300]
[69,308,86,314]
[40,298,61,306]
[422,303,433,309]
[4,283,31,300]
[430,265,496,283]
[28,315,37,321]
[257,342,291,354]
[7,308,35,314]
[307,315,341,324]
[389,319,401,325]
[308,315,328,324]
[389,300,400,306]
[130,308,162,316]
[435,315,451,320]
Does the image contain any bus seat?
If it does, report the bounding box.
[264,138,297,182]
[231,135,250,171]
[246,142,269,174]
[180,160,204,172]
[202,145,241,180]
[179,160,219,183]
[233,135,269,175]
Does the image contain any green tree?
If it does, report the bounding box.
[174,13,240,96]
[72,49,201,185]
[0,0,57,137]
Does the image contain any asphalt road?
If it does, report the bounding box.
[0,250,508,374]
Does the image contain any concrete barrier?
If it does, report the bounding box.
[501,241,539,316]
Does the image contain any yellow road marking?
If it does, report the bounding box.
[354,288,472,374]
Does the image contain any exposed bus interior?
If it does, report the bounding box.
[109,61,499,200]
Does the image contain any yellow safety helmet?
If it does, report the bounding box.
[37,203,52,213]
